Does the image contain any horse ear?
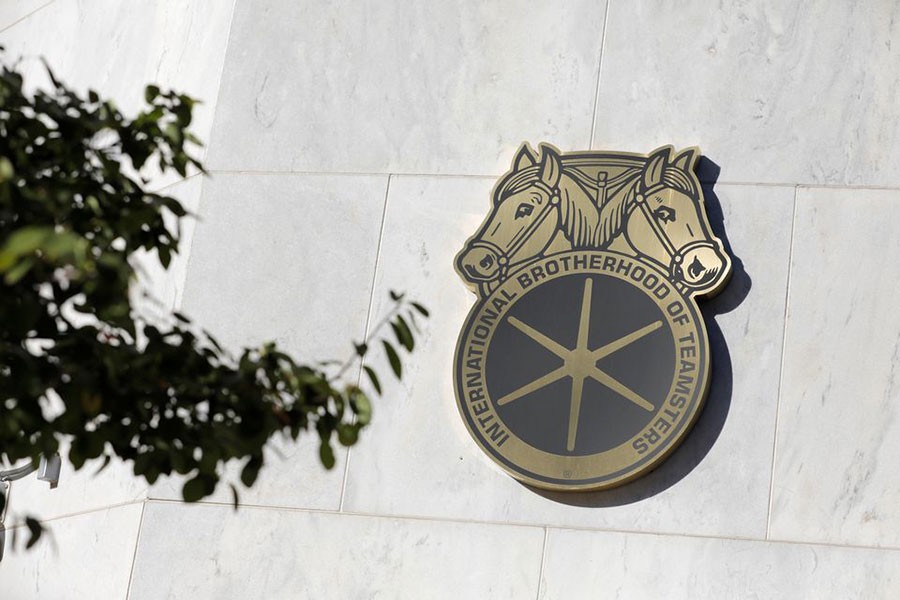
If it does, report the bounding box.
[539,145,562,188]
[672,148,698,172]
[512,143,537,171]
[643,147,671,190]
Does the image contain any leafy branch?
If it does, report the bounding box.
[0,52,428,547]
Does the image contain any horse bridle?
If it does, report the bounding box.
[468,178,718,290]
[466,180,561,282]
[631,185,719,289]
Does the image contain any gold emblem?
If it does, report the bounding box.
[453,144,731,491]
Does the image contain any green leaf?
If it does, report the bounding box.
[25,517,43,549]
[3,257,34,284]
[337,423,359,446]
[411,302,430,317]
[182,476,206,502]
[158,246,172,268]
[0,156,14,182]
[229,484,240,510]
[319,441,336,469]
[240,455,261,487]
[363,365,382,395]
[0,226,52,266]
[350,390,372,426]
[93,455,112,475]
[382,340,402,379]
[144,84,160,102]
[394,315,414,351]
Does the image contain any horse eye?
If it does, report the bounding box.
[515,203,534,219]
[654,206,676,224]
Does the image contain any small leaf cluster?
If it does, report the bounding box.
[0,54,427,542]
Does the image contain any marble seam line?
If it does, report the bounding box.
[588,0,612,148]
[202,170,900,191]
[124,500,148,600]
[533,527,550,600]
[765,185,800,539]
[0,0,55,35]
[202,0,241,166]
[338,173,392,513]
[139,498,900,555]
[148,171,203,195]
[1,498,145,530]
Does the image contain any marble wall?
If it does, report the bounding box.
[3,1,900,598]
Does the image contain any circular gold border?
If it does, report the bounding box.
[453,250,711,491]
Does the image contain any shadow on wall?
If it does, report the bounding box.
[530,157,753,507]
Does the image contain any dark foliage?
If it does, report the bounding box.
[0,55,426,547]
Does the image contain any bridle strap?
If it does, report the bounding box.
[470,181,561,282]
[632,185,678,259]
[631,185,717,289]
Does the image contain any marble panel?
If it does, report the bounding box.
[128,502,544,600]
[149,172,389,509]
[132,174,204,319]
[0,503,143,600]
[2,440,146,525]
[593,1,900,186]
[179,172,387,365]
[149,434,346,511]
[770,187,900,547]
[206,0,607,175]
[0,0,235,186]
[342,173,793,538]
[0,0,51,31]
[539,527,900,599]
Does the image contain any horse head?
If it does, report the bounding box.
[624,147,730,296]
[456,143,565,293]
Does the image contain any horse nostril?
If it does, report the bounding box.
[688,255,705,279]
[460,247,500,281]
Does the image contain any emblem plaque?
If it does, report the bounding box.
[453,144,731,491]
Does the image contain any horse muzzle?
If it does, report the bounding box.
[457,245,503,283]
[671,242,727,295]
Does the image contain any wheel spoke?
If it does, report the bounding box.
[496,365,568,406]
[508,317,570,359]
[567,375,585,451]
[592,320,663,361]
[577,279,593,350]
[589,367,655,412]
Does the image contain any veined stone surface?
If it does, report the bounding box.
[206,0,607,175]
[128,502,544,600]
[0,0,235,188]
[771,187,900,548]
[179,172,387,363]
[593,1,900,186]
[0,504,143,600]
[540,528,900,599]
[0,0,51,31]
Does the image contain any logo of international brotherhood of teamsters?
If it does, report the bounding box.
[453,144,732,491]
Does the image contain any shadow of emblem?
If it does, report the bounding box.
[453,143,732,491]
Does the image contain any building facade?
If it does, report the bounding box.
[3,1,900,597]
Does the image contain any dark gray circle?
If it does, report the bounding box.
[485,273,676,456]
